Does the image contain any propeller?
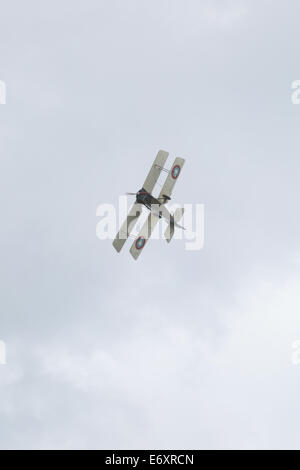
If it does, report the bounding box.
[125,191,149,196]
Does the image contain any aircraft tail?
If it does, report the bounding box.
[164,208,185,243]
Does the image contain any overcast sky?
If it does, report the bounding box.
[1,0,300,450]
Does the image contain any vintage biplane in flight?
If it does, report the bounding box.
[113,150,185,260]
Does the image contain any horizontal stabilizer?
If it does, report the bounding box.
[164,207,184,243]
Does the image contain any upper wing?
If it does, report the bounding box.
[143,150,169,194]
[158,157,185,200]
[112,203,142,253]
[129,212,160,260]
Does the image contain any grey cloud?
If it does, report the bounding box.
[1,0,300,449]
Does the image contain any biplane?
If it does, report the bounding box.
[113,150,185,260]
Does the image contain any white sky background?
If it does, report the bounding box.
[1,0,300,449]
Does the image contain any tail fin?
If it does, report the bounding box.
[164,208,185,243]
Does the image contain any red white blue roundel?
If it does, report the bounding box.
[171,165,181,179]
[135,236,146,250]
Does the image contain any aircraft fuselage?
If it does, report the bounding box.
[135,188,162,214]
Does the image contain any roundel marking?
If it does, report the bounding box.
[171,165,181,179]
[135,236,146,250]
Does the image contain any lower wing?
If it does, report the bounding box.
[113,203,142,253]
[129,212,160,260]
